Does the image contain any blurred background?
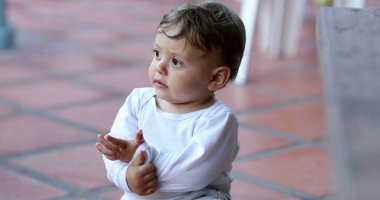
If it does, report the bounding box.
[0,0,378,199]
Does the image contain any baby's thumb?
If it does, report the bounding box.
[135,129,144,145]
[133,151,145,165]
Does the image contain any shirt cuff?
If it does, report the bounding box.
[117,163,132,192]
[131,143,153,164]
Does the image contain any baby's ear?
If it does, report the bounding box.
[207,66,231,91]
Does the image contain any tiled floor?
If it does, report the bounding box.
[0,0,334,199]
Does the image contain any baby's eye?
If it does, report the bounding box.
[172,58,183,67]
[153,49,160,58]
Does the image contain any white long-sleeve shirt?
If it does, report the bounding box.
[103,87,239,200]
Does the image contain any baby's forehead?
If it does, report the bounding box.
[155,32,209,55]
[155,24,220,59]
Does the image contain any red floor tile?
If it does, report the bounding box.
[0,79,112,109]
[27,52,123,74]
[51,98,125,133]
[13,144,110,190]
[12,16,71,33]
[0,166,67,200]
[0,115,93,156]
[231,179,299,200]
[251,70,322,97]
[216,84,284,112]
[234,147,333,197]
[239,102,326,140]
[237,127,294,157]
[244,52,318,83]
[67,27,128,45]
[83,67,151,93]
[0,64,45,84]
[101,190,124,200]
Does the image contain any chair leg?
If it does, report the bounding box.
[234,0,260,85]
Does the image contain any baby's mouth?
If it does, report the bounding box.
[154,80,168,88]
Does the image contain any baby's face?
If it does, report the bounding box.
[148,26,220,108]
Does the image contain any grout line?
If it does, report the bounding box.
[0,111,22,121]
[40,112,107,134]
[0,76,50,88]
[253,63,319,77]
[236,95,322,116]
[0,61,143,96]
[239,122,307,142]
[0,90,122,112]
[231,170,317,199]
[0,96,118,134]
[234,141,309,163]
[0,160,94,198]
[246,65,319,83]
[236,122,328,162]
[307,137,330,151]
[1,139,98,160]
[39,94,125,112]
[68,76,130,97]
[0,98,36,114]
[302,193,335,200]
[50,184,118,200]
[250,84,297,100]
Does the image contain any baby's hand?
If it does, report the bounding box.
[95,129,144,163]
[127,151,158,195]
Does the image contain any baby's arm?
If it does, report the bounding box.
[140,112,239,192]
[100,88,158,195]
[95,130,144,163]
[97,130,158,195]
[99,132,158,196]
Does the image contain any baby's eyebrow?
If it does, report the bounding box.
[153,43,161,49]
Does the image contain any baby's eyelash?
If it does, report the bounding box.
[152,49,160,57]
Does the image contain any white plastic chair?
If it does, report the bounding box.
[234,0,305,85]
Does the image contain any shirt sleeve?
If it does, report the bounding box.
[136,111,239,192]
[102,89,140,192]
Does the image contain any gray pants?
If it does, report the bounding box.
[179,188,231,200]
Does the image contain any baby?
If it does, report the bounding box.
[96,2,245,199]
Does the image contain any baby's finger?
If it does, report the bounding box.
[95,143,116,158]
[135,130,145,145]
[98,134,119,153]
[105,135,128,149]
[143,179,158,195]
[137,164,155,178]
[142,171,156,182]
[145,178,158,189]
[105,155,117,161]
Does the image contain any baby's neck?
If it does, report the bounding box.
[155,95,215,114]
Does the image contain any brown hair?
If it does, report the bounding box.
[158,2,246,81]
